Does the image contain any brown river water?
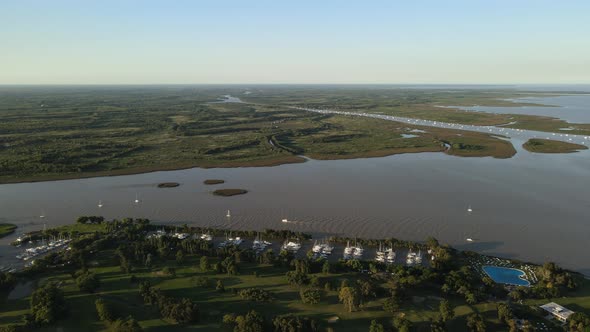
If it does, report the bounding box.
[1,144,589,274]
[1,91,589,274]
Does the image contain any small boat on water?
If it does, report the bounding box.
[134,194,140,204]
[386,247,396,264]
[281,218,289,223]
[467,205,473,213]
[312,240,322,253]
[98,200,103,208]
[226,210,231,218]
[252,233,271,252]
[200,230,212,241]
[281,240,301,252]
[406,250,422,265]
[375,243,386,262]
[343,240,363,260]
[466,238,474,242]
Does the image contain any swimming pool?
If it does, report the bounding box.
[482,266,531,287]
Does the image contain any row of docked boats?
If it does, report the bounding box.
[15,237,72,261]
[200,232,213,241]
[312,239,334,258]
[406,250,423,265]
[343,241,364,260]
[147,229,190,240]
[218,232,243,248]
[252,233,272,253]
[375,243,396,264]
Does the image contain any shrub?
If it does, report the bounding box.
[108,316,143,332]
[158,297,199,324]
[238,288,273,302]
[299,288,321,304]
[272,314,319,332]
[216,280,225,292]
[200,256,210,271]
[0,272,16,292]
[30,282,68,325]
[286,271,310,286]
[76,270,100,293]
[95,298,114,322]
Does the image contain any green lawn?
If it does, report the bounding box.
[3,246,589,332]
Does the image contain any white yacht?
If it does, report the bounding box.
[386,247,396,264]
[282,240,301,252]
[312,240,322,253]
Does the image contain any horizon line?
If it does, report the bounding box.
[1,83,590,86]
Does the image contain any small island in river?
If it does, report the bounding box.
[212,188,248,196]
[0,223,17,238]
[522,138,588,154]
[157,182,180,188]
[204,179,225,185]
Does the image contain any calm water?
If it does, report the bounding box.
[1,90,589,274]
[449,94,590,123]
[1,144,589,274]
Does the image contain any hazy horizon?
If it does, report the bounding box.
[2,0,589,85]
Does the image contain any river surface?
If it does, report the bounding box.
[1,92,589,275]
[446,94,590,123]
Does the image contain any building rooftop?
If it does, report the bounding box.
[540,302,575,321]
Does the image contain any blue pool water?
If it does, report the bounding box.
[482,266,530,287]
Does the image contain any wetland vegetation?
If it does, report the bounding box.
[204,179,225,185]
[0,224,17,238]
[523,139,589,154]
[157,182,180,188]
[2,86,576,184]
[213,189,248,197]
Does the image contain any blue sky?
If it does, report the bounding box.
[1,0,589,84]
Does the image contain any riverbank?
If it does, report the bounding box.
[0,224,17,239]
[0,155,307,185]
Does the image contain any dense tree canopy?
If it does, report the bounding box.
[30,282,68,325]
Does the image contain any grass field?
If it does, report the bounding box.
[523,138,589,153]
[2,248,586,331]
[2,222,589,331]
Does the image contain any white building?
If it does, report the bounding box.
[540,302,574,323]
